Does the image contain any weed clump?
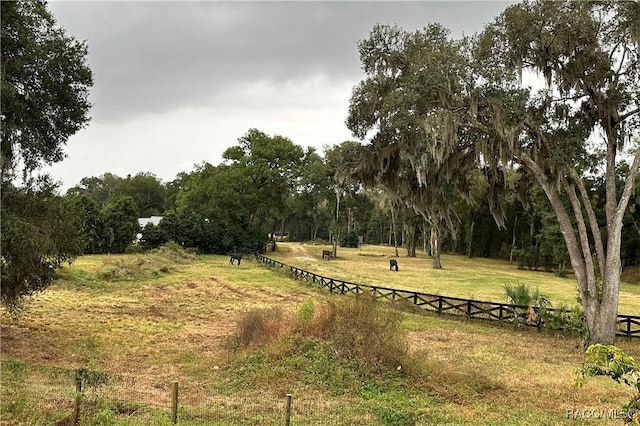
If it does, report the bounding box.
[153,241,197,264]
[230,307,290,348]
[98,242,195,281]
[310,296,411,373]
[230,295,418,377]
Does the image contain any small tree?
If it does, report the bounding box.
[139,222,167,250]
[504,283,550,326]
[69,194,106,254]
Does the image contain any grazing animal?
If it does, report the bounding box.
[389,259,399,271]
[322,250,331,260]
[229,253,242,265]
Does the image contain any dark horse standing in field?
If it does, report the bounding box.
[322,250,331,260]
[229,253,242,265]
[390,259,399,271]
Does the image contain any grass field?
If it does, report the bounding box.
[1,243,639,425]
[268,242,640,315]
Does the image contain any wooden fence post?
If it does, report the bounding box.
[626,317,631,339]
[73,370,82,426]
[285,394,293,426]
[171,381,179,424]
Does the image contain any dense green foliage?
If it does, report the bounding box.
[0,1,93,310]
[345,0,640,343]
[0,1,92,176]
[100,196,139,253]
[1,179,83,310]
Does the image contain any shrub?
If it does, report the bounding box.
[340,232,360,248]
[504,283,550,308]
[579,344,640,424]
[309,295,409,372]
[232,307,289,348]
[539,304,587,338]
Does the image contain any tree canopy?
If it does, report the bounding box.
[0,1,93,310]
[1,0,93,179]
[347,0,640,344]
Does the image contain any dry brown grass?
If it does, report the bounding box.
[1,249,639,425]
[403,314,637,421]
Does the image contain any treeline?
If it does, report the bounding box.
[57,128,640,272]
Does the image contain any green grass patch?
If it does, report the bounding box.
[269,242,640,315]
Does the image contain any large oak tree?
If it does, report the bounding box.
[349,1,638,343]
[1,1,93,309]
[474,1,640,344]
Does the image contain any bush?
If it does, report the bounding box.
[580,344,640,424]
[513,247,540,270]
[340,232,360,248]
[232,307,289,348]
[309,296,410,372]
[539,304,587,338]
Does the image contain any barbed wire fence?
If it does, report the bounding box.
[2,363,390,425]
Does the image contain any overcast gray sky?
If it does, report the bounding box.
[45,1,515,192]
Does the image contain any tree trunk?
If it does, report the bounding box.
[430,227,442,269]
[332,188,341,258]
[279,218,286,242]
[390,205,399,257]
[423,221,428,252]
[519,148,639,344]
[332,237,338,258]
[405,223,416,257]
[467,219,474,258]
[509,214,518,263]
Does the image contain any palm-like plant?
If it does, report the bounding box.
[504,283,551,325]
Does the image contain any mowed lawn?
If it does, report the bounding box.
[268,242,640,315]
[1,246,639,425]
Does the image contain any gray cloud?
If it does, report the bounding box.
[42,1,516,191]
[50,1,514,123]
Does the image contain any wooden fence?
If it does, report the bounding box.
[255,253,640,339]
